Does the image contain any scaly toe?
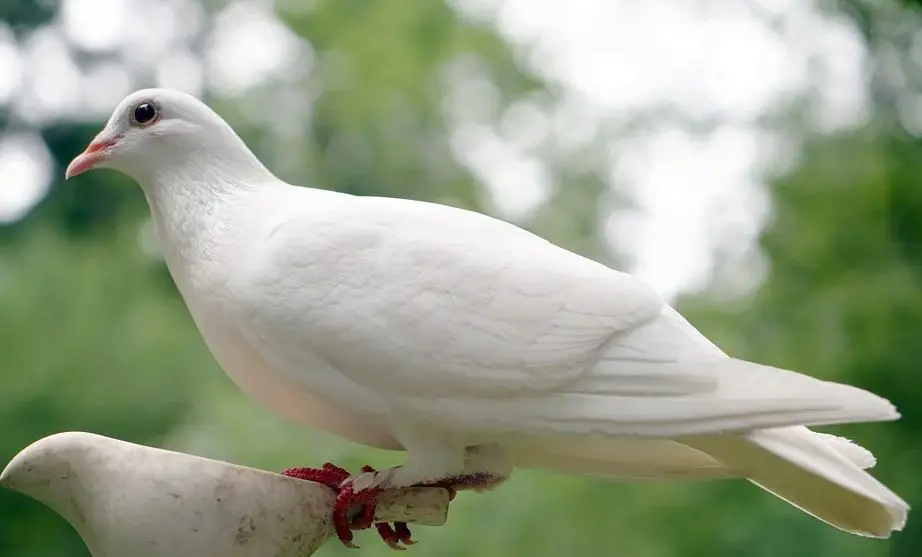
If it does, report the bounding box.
[281,463,352,490]
[333,487,361,547]
[376,521,415,550]
[395,522,415,545]
[377,524,407,551]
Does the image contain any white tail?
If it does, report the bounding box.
[514,426,905,537]
[514,426,878,482]
[514,436,733,481]
[685,428,908,537]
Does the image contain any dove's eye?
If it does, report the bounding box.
[131,102,159,126]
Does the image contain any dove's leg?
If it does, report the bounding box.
[281,459,509,550]
[354,464,417,550]
[284,423,470,549]
[340,445,509,549]
[350,421,468,491]
[331,424,468,548]
[281,433,509,549]
[280,424,466,551]
[418,443,511,497]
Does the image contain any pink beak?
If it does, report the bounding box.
[65,132,119,179]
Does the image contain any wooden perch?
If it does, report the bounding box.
[0,432,450,557]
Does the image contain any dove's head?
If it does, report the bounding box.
[65,88,269,185]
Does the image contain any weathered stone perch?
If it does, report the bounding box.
[0,432,450,556]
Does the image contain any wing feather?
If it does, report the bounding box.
[244,194,670,399]
[240,192,896,439]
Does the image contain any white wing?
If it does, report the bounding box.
[242,192,665,397]
[239,191,897,437]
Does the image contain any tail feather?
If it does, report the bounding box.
[514,426,876,482]
[812,431,877,469]
[684,429,908,537]
[514,436,733,481]
[515,427,904,537]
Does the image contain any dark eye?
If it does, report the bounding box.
[131,102,159,126]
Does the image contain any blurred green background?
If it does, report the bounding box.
[1,0,921,555]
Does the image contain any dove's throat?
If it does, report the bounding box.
[137,146,272,285]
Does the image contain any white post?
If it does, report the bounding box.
[1,432,450,557]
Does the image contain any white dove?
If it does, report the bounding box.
[66,88,908,549]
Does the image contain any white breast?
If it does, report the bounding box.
[151,215,400,450]
[145,183,400,450]
[191,291,401,450]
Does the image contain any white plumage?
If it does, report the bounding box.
[67,88,908,539]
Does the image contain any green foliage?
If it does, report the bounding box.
[682,125,922,556]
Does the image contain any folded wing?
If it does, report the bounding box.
[245,194,898,437]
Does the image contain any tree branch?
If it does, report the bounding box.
[0,432,450,557]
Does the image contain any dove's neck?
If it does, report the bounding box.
[136,140,276,276]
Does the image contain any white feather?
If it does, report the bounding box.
[514,430,877,483]
[686,430,907,537]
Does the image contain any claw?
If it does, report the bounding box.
[395,522,416,545]
[283,462,415,549]
[358,464,416,548]
[376,521,415,550]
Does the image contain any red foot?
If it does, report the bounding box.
[282,463,416,550]
[282,464,505,550]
